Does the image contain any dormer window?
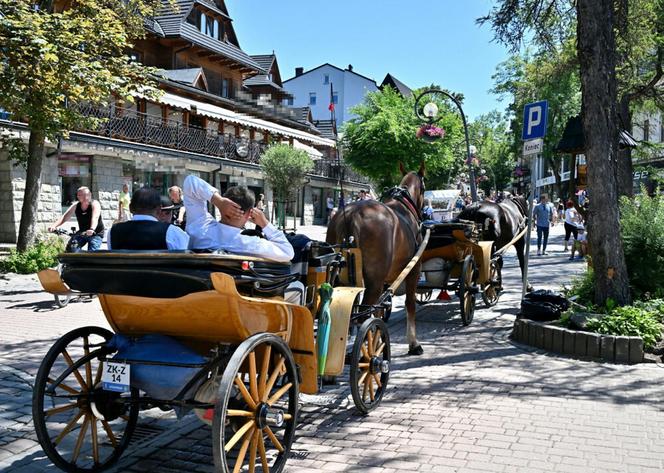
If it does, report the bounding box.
[188,8,225,41]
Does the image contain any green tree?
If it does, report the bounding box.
[342,86,464,190]
[0,0,162,251]
[491,42,582,199]
[259,143,313,228]
[468,110,517,194]
[480,0,632,305]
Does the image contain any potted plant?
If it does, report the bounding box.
[416,123,445,143]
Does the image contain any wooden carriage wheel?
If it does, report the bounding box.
[459,255,477,326]
[415,289,433,305]
[481,257,503,307]
[350,318,390,414]
[32,326,138,473]
[212,333,298,473]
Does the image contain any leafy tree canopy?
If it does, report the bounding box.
[260,143,313,202]
[341,86,465,190]
[0,0,162,145]
[468,110,517,194]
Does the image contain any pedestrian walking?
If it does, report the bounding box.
[533,195,554,255]
[118,183,131,222]
[326,195,334,223]
[563,200,581,251]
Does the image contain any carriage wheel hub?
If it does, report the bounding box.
[256,403,284,429]
[370,357,389,375]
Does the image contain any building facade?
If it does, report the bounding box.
[283,64,378,124]
[0,0,369,242]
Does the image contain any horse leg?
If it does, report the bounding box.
[405,264,423,356]
[514,237,534,292]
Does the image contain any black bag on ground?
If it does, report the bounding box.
[520,290,570,321]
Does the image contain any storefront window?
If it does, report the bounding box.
[58,154,91,209]
[312,187,324,220]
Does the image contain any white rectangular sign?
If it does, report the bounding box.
[523,139,543,156]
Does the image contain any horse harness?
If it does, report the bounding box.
[381,185,423,249]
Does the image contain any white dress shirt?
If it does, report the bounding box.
[183,175,294,262]
[107,215,190,250]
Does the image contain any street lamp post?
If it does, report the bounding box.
[414,88,478,202]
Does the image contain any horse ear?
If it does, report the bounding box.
[398,162,407,176]
[418,160,426,177]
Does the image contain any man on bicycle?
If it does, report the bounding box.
[49,186,104,251]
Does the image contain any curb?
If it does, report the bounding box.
[511,318,644,364]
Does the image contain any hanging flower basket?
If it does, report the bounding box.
[416,124,445,143]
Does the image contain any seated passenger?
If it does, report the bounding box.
[183,175,294,262]
[108,188,189,251]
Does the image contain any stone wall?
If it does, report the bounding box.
[91,155,124,229]
[0,151,61,243]
[302,186,314,226]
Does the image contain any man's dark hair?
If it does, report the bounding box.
[129,187,161,215]
[223,186,255,212]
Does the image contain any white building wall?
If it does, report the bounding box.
[632,111,663,143]
[283,65,377,124]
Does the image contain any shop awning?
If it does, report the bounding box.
[146,93,335,148]
[292,139,324,160]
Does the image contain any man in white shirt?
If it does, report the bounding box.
[107,188,189,251]
[183,175,294,262]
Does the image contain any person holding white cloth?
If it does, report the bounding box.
[183,175,294,262]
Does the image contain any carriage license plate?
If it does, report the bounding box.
[102,362,130,393]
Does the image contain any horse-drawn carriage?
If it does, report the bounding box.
[416,221,504,325]
[33,245,391,473]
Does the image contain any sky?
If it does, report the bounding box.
[228,0,512,120]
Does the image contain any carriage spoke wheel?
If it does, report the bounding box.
[213,333,298,473]
[33,326,138,473]
[459,255,477,326]
[415,289,433,305]
[481,258,503,308]
[350,318,390,414]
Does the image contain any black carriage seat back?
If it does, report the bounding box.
[59,251,297,299]
[421,222,477,250]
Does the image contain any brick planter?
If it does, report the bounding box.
[511,318,644,364]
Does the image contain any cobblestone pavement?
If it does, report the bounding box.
[2,225,664,472]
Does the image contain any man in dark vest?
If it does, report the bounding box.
[107,188,189,251]
[49,186,104,251]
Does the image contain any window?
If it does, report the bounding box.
[309,92,316,106]
[213,19,219,39]
[644,119,650,142]
[287,97,294,106]
[323,74,329,85]
[199,12,206,34]
[332,92,338,104]
[222,78,229,98]
[128,50,142,63]
[205,16,215,37]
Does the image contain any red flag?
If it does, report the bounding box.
[328,82,335,112]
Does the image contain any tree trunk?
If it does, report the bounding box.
[16,128,46,252]
[616,95,633,197]
[577,0,631,306]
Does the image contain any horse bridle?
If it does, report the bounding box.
[381,173,426,247]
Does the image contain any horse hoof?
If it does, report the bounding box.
[408,345,424,356]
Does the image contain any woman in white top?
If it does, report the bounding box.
[563,200,582,251]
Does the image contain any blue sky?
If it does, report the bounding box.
[228,0,511,120]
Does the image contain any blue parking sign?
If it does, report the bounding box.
[522,101,548,141]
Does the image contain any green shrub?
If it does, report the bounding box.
[620,190,664,298]
[563,268,596,309]
[586,305,663,350]
[0,235,65,274]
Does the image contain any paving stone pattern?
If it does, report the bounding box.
[2,225,664,472]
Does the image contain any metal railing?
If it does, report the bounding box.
[70,103,369,183]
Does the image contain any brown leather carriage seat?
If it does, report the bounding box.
[59,251,298,299]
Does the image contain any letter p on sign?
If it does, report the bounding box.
[522,100,548,141]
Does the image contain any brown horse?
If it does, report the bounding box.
[326,163,427,355]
